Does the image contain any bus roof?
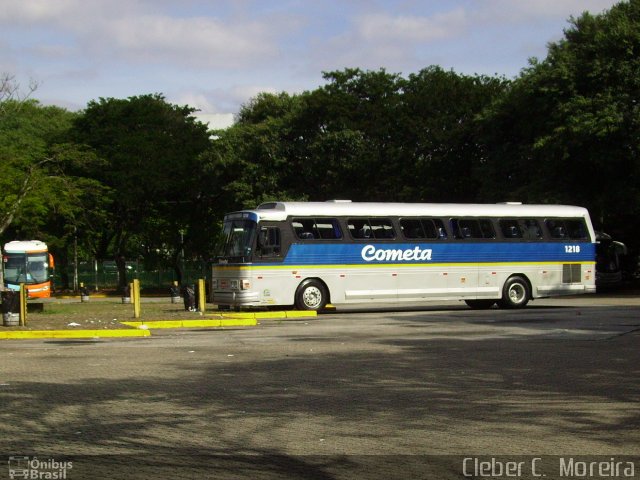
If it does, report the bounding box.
[238,201,592,222]
[3,240,48,253]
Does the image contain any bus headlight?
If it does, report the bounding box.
[211,279,218,289]
[241,280,251,290]
[230,280,239,290]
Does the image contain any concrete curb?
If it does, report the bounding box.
[0,310,316,338]
[0,329,151,340]
[113,309,317,330]
[121,318,257,329]
[211,310,318,320]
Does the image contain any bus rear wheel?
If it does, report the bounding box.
[295,280,328,311]
[498,276,530,309]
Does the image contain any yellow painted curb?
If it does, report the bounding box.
[121,318,257,329]
[215,312,256,319]
[211,310,318,320]
[285,311,317,318]
[0,329,151,339]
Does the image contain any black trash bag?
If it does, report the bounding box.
[194,284,200,311]
[1,290,19,314]
[182,285,196,312]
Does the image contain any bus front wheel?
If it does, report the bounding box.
[498,276,530,309]
[295,280,328,311]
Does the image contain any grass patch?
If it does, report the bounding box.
[2,298,206,331]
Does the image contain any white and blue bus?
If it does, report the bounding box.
[211,201,596,311]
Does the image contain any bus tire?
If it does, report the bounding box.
[465,300,496,309]
[295,280,328,311]
[498,276,530,309]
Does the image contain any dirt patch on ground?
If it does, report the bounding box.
[1,297,213,330]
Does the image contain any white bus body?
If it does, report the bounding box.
[212,201,596,310]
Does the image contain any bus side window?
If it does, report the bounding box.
[479,219,496,239]
[293,218,316,239]
[434,219,448,239]
[458,219,482,238]
[370,218,395,239]
[400,219,425,239]
[257,227,281,257]
[316,219,342,239]
[348,218,394,239]
[401,218,446,240]
[546,220,567,239]
[499,219,523,239]
[293,217,342,240]
[522,219,543,240]
[565,219,588,240]
[348,218,372,239]
[422,219,439,239]
[452,219,494,239]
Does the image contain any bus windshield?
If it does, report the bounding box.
[217,218,257,262]
[3,252,50,284]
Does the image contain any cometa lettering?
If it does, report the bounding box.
[361,245,433,262]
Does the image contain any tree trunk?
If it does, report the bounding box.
[115,255,128,291]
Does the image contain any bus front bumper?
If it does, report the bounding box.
[213,290,261,307]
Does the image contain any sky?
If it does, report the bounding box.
[0,0,622,130]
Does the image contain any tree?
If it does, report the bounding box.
[0,73,63,237]
[306,68,406,201]
[214,70,407,204]
[0,75,112,290]
[201,92,309,213]
[71,94,212,286]
[401,67,508,202]
[0,73,38,117]
[213,68,506,206]
[0,99,80,235]
[478,1,640,251]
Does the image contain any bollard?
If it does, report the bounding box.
[133,279,141,319]
[19,283,27,326]
[197,278,206,313]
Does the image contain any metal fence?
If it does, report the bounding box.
[54,260,209,291]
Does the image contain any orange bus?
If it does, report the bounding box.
[2,240,54,298]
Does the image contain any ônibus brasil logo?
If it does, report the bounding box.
[361,245,433,262]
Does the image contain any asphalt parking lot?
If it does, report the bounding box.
[1,295,639,479]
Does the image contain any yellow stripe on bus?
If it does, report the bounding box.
[213,261,595,271]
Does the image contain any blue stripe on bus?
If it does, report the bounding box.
[273,242,596,266]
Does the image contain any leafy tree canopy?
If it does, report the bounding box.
[70,94,212,285]
[478,0,640,246]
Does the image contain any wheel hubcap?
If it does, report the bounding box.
[303,286,322,308]
[508,284,525,303]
